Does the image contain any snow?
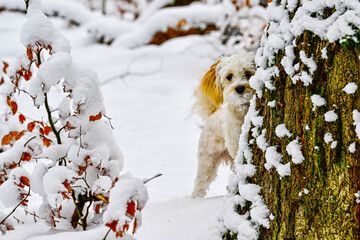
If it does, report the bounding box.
[264,146,291,177]
[311,94,326,111]
[324,110,338,122]
[349,142,356,153]
[0,4,233,239]
[324,133,334,144]
[267,100,275,108]
[275,123,292,138]
[342,82,358,94]
[286,139,305,164]
[353,110,360,140]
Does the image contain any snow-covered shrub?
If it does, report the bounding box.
[0,0,148,237]
[219,0,269,53]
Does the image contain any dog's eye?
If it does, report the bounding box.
[226,74,233,81]
[245,71,253,79]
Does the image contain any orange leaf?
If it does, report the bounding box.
[126,201,136,218]
[3,61,9,74]
[19,114,26,124]
[27,122,36,132]
[42,138,51,147]
[14,130,25,140]
[8,162,17,169]
[1,133,13,146]
[177,19,187,28]
[61,192,70,199]
[39,128,44,135]
[105,220,118,232]
[43,126,51,135]
[6,96,11,107]
[11,101,18,115]
[20,176,30,186]
[63,181,71,193]
[89,112,102,122]
[0,77,4,85]
[21,152,31,161]
[27,46,33,61]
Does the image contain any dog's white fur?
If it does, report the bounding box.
[191,52,255,198]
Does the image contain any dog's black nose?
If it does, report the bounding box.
[235,85,245,94]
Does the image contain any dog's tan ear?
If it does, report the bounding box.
[193,61,223,118]
[199,61,223,107]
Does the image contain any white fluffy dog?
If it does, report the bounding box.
[191,52,255,198]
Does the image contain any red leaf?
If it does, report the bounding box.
[89,112,102,122]
[19,114,26,124]
[27,46,33,61]
[43,126,51,135]
[23,70,32,81]
[133,218,138,234]
[0,77,4,85]
[20,176,30,186]
[21,152,31,161]
[27,122,36,132]
[126,201,136,218]
[105,220,118,232]
[95,204,101,214]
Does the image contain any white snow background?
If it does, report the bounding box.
[0,2,250,239]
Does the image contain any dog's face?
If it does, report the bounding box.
[216,53,255,107]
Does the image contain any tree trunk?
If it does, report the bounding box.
[222,1,360,239]
[254,30,360,239]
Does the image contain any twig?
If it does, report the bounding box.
[103,228,112,240]
[101,58,163,86]
[103,114,114,130]
[0,187,31,225]
[143,173,162,184]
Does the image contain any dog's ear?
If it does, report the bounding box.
[198,61,223,107]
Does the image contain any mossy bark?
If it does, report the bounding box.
[250,30,360,239]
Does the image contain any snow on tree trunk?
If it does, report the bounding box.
[220,1,360,239]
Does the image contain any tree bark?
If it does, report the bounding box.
[254,30,360,239]
[223,2,360,239]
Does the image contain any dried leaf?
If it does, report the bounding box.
[10,101,18,115]
[21,152,31,161]
[95,194,109,204]
[42,138,51,147]
[27,46,33,61]
[177,19,187,28]
[89,112,102,122]
[27,122,36,132]
[126,201,136,218]
[63,181,71,193]
[20,176,30,186]
[8,162,17,169]
[3,61,9,74]
[2,133,14,145]
[0,77,4,85]
[19,114,26,124]
[105,220,118,232]
[43,126,51,135]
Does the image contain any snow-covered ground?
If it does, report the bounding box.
[0,10,232,240]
